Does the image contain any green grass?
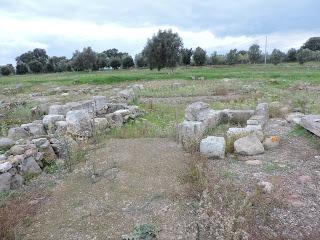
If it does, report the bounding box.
[1,63,320,87]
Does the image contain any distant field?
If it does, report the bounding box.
[1,63,320,87]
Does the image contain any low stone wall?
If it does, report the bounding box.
[0,87,143,192]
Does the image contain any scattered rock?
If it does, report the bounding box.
[285,112,305,124]
[0,137,15,150]
[93,96,107,112]
[245,160,263,165]
[234,134,264,156]
[118,89,135,102]
[48,105,70,115]
[258,181,273,193]
[263,136,280,149]
[21,122,46,136]
[223,109,254,124]
[43,114,65,133]
[200,136,226,159]
[178,121,205,146]
[10,174,24,189]
[185,102,211,121]
[94,118,109,130]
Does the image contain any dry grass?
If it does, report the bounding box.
[0,188,49,240]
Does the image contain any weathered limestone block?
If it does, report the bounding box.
[106,112,124,128]
[285,112,305,124]
[234,134,264,156]
[66,110,93,137]
[43,114,65,133]
[8,127,30,140]
[93,96,107,112]
[0,162,12,173]
[21,122,46,136]
[0,172,12,191]
[20,157,42,175]
[94,118,110,130]
[300,115,320,137]
[185,102,210,121]
[118,88,135,102]
[0,137,15,150]
[48,105,70,115]
[200,136,226,159]
[223,109,255,124]
[178,121,205,148]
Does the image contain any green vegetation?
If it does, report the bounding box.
[122,223,159,240]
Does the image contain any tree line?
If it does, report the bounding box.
[1,31,320,76]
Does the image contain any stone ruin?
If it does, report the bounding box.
[177,101,320,193]
[178,101,320,159]
[0,88,143,191]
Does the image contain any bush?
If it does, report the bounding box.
[297,49,313,64]
[302,37,320,51]
[286,48,297,62]
[122,56,134,69]
[71,47,97,71]
[193,47,206,66]
[135,53,148,68]
[0,64,14,76]
[28,60,43,73]
[110,58,121,70]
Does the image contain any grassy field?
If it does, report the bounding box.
[1,63,320,88]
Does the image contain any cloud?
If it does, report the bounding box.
[0,0,319,64]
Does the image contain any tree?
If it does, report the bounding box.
[142,29,183,70]
[193,47,206,66]
[96,53,109,69]
[181,48,193,65]
[286,48,297,62]
[71,47,97,71]
[297,49,313,64]
[270,49,284,65]
[135,53,148,68]
[0,64,14,76]
[110,58,121,70]
[16,62,28,75]
[238,51,249,64]
[226,49,238,65]
[302,37,320,51]
[122,56,134,69]
[28,60,43,73]
[248,44,262,64]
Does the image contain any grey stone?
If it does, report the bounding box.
[93,96,107,112]
[234,134,264,156]
[224,109,254,124]
[300,115,320,137]
[118,88,135,102]
[21,122,46,136]
[7,127,30,140]
[48,105,70,115]
[286,112,305,124]
[178,121,205,145]
[66,110,93,137]
[107,112,124,128]
[258,181,273,193]
[0,172,12,191]
[43,114,65,133]
[0,137,15,150]
[0,162,12,173]
[94,118,109,130]
[106,103,128,114]
[9,145,25,155]
[55,121,68,135]
[185,102,210,121]
[31,138,48,148]
[200,136,226,159]
[20,157,42,175]
[132,84,144,91]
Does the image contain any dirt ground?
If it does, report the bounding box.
[21,138,197,240]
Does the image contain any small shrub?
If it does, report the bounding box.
[122,223,159,240]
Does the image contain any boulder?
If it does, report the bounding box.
[50,137,78,159]
[0,162,12,173]
[0,137,15,150]
[107,112,124,128]
[299,115,320,137]
[185,102,210,121]
[43,114,65,133]
[0,172,12,191]
[263,136,280,150]
[132,84,144,91]
[118,88,135,102]
[106,103,128,114]
[258,181,273,193]
[234,134,264,156]
[66,110,93,137]
[9,145,25,155]
[7,127,30,140]
[21,122,46,136]
[200,136,226,159]
[20,157,42,175]
[55,121,68,135]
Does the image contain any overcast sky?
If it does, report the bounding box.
[0,0,319,64]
